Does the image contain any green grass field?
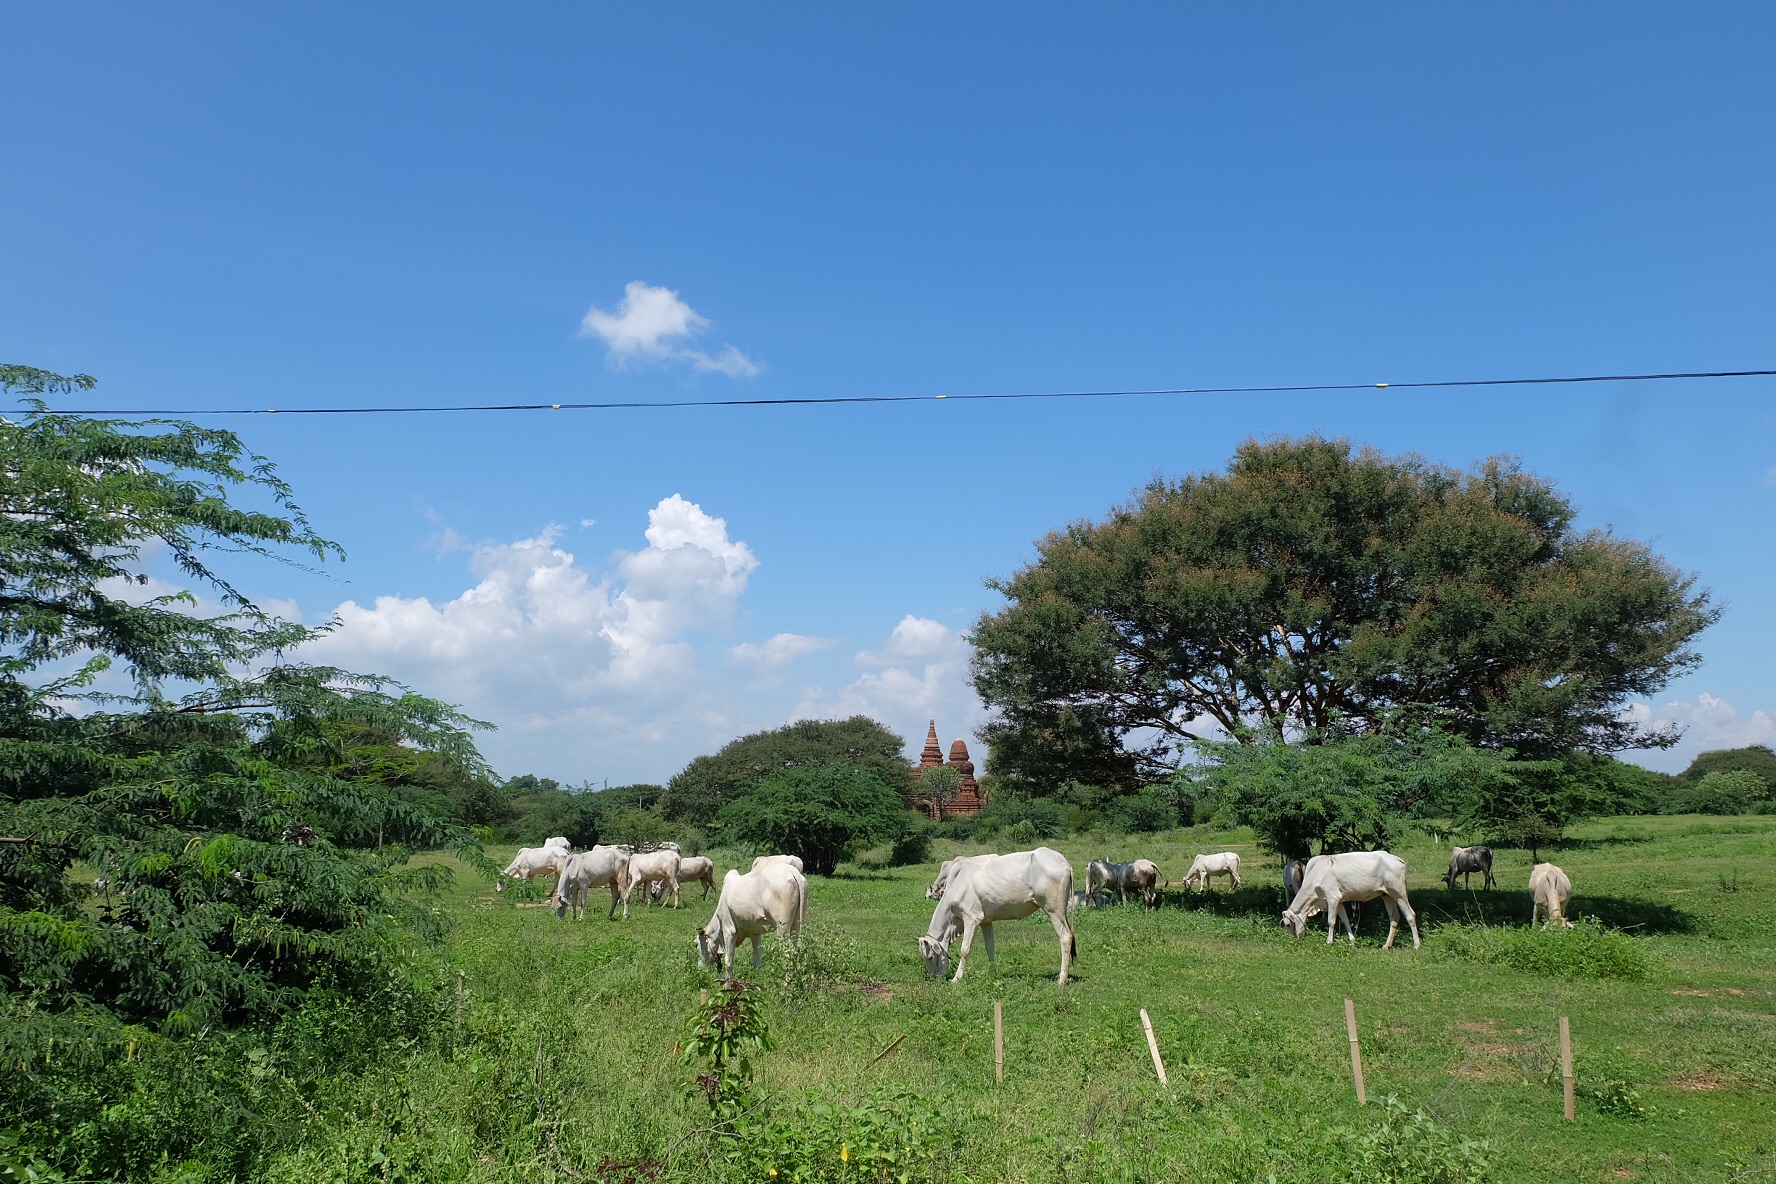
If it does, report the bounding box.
[264,815,1776,1183]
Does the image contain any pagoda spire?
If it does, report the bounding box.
[918,719,944,773]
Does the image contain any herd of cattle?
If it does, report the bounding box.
[498,839,1577,983]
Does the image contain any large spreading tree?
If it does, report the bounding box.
[972,437,1717,784]
[661,716,914,826]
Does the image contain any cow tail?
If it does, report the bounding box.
[796,874,808,936]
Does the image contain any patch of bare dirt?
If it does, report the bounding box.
[1669,1073,1725,1091]
[1457,1019,1499,1033]
[1611,1166,1634,1179]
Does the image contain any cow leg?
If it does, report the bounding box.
[951,918,979,982]
[1048,908,1073,985]
[607,881,621,920]
[982,923,997,970]
[1381,897,1400,949]
[1398,893,1421,948]
[1232,867,1242,889]
[671,876,681,908]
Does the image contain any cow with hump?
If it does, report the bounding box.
[550,845,631,920]
[695,859,808,972]
[1281,850,1421,949]
[1529,862,1574,929]
[919,847,1076,984]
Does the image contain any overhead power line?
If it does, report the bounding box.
[43,367,1776,418]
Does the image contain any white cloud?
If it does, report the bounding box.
[794,616,985,761]
[730,633,836,666]
[299,495,760,775]
[578,281,760,377]
[1624,693,1775,750]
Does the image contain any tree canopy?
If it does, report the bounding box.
[0,367,489,1037]
[661,716,913,826]
[972,437,1717,783]
[714,765,906,875]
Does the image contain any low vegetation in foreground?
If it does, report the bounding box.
[12,813,1769,1183]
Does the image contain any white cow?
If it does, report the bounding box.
[1088,858,1162,905]
[1281,851,1420,949]
[651,855,716,902]
[927,854,996,901]
[550,845,631,920]
[498,845,568,893]
[919,847,1076,985]
[545,836,572,852]
[1530,862,1574,929]
[1068,888,1114,912]
[1183,852,1242,892]
[620,849,682,915]
[695,862,808,972]
[1283,858,1306,902]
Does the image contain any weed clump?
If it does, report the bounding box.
[1437,917,1652,980]
[1334,1096,1492,1184]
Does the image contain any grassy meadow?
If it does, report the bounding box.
[263,815,1776,1183]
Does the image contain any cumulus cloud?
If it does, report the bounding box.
[793,616,985,760]
[1622,692,1775,754]
[578,281,760,376]
[302,495,759,758]
[730,633,835,666]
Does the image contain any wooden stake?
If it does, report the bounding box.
[1560,1016,1574,1122]
[699,988,709,1007]
[1140,1008,1169,1087]
[455,972,464,1025]
[868,1033,907,1066]
[1345,998,1367,1105]
[994,1000,1004,1083]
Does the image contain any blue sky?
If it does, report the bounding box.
[4,5,1772,784]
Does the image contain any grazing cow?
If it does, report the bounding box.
[620,849,682,915]
[1282,851,1420,949]
[1068,888,1114,912]
[498,845,569,893]
[695,862,808,972]
[550,845,631,920]
[1283,858,1306,902]
[1442,845,1497,891]
[919,847,1076,985]
[1183,852,1242,892]
[650,855,717,903]
[926,854,995,901]
[1530,862,1574,929]
[1086,859,1161,905]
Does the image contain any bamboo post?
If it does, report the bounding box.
[994,1000,1005,1083]
[1345,999,1367,1105]
[699,988,709,1007]
[1140,1008,1169,1087]
[1560,1016,1574,1122]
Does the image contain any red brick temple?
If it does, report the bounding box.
[914,719,986,817]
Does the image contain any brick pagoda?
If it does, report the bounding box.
[913,719,986,817]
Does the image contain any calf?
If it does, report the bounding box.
[1282,851,1421,949]
[1183,852,1242,892]
[1529,862,1574,929]
[695,862,807,972]
[1442,845,1496,891]
[919,847,1075,985]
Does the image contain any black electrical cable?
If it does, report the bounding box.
[45,367,1776,417]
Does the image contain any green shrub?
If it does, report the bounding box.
[1335,1096,1491,1184]
[888,817,934,867]
[716,766,906,875]
[1663,769,1769,815]
[1437,917,1652,980]
[980,796,1068,840]
[1105,788,1180,833]
[727,1089,948,1183]
[1005,819,1037,844]
[932,815,978,841]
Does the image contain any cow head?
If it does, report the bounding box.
[1280,907,1308,939]
[549,893,567,918]
[495,879,507,894]
[917,934,951,978]
[695,923,724,971]
[1440,867,1457,890]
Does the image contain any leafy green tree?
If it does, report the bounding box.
[972,437,1717,784]
[1663,769,1770,815]
[503,772,561,798]
[1677,745,1776,795]
[714,766,906,875]
[663,716,913,826]
[1201,726,1518,857]
[0,365,489,1039]
[918,765,963,820]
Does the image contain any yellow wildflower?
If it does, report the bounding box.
[841,1145,850,1162]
